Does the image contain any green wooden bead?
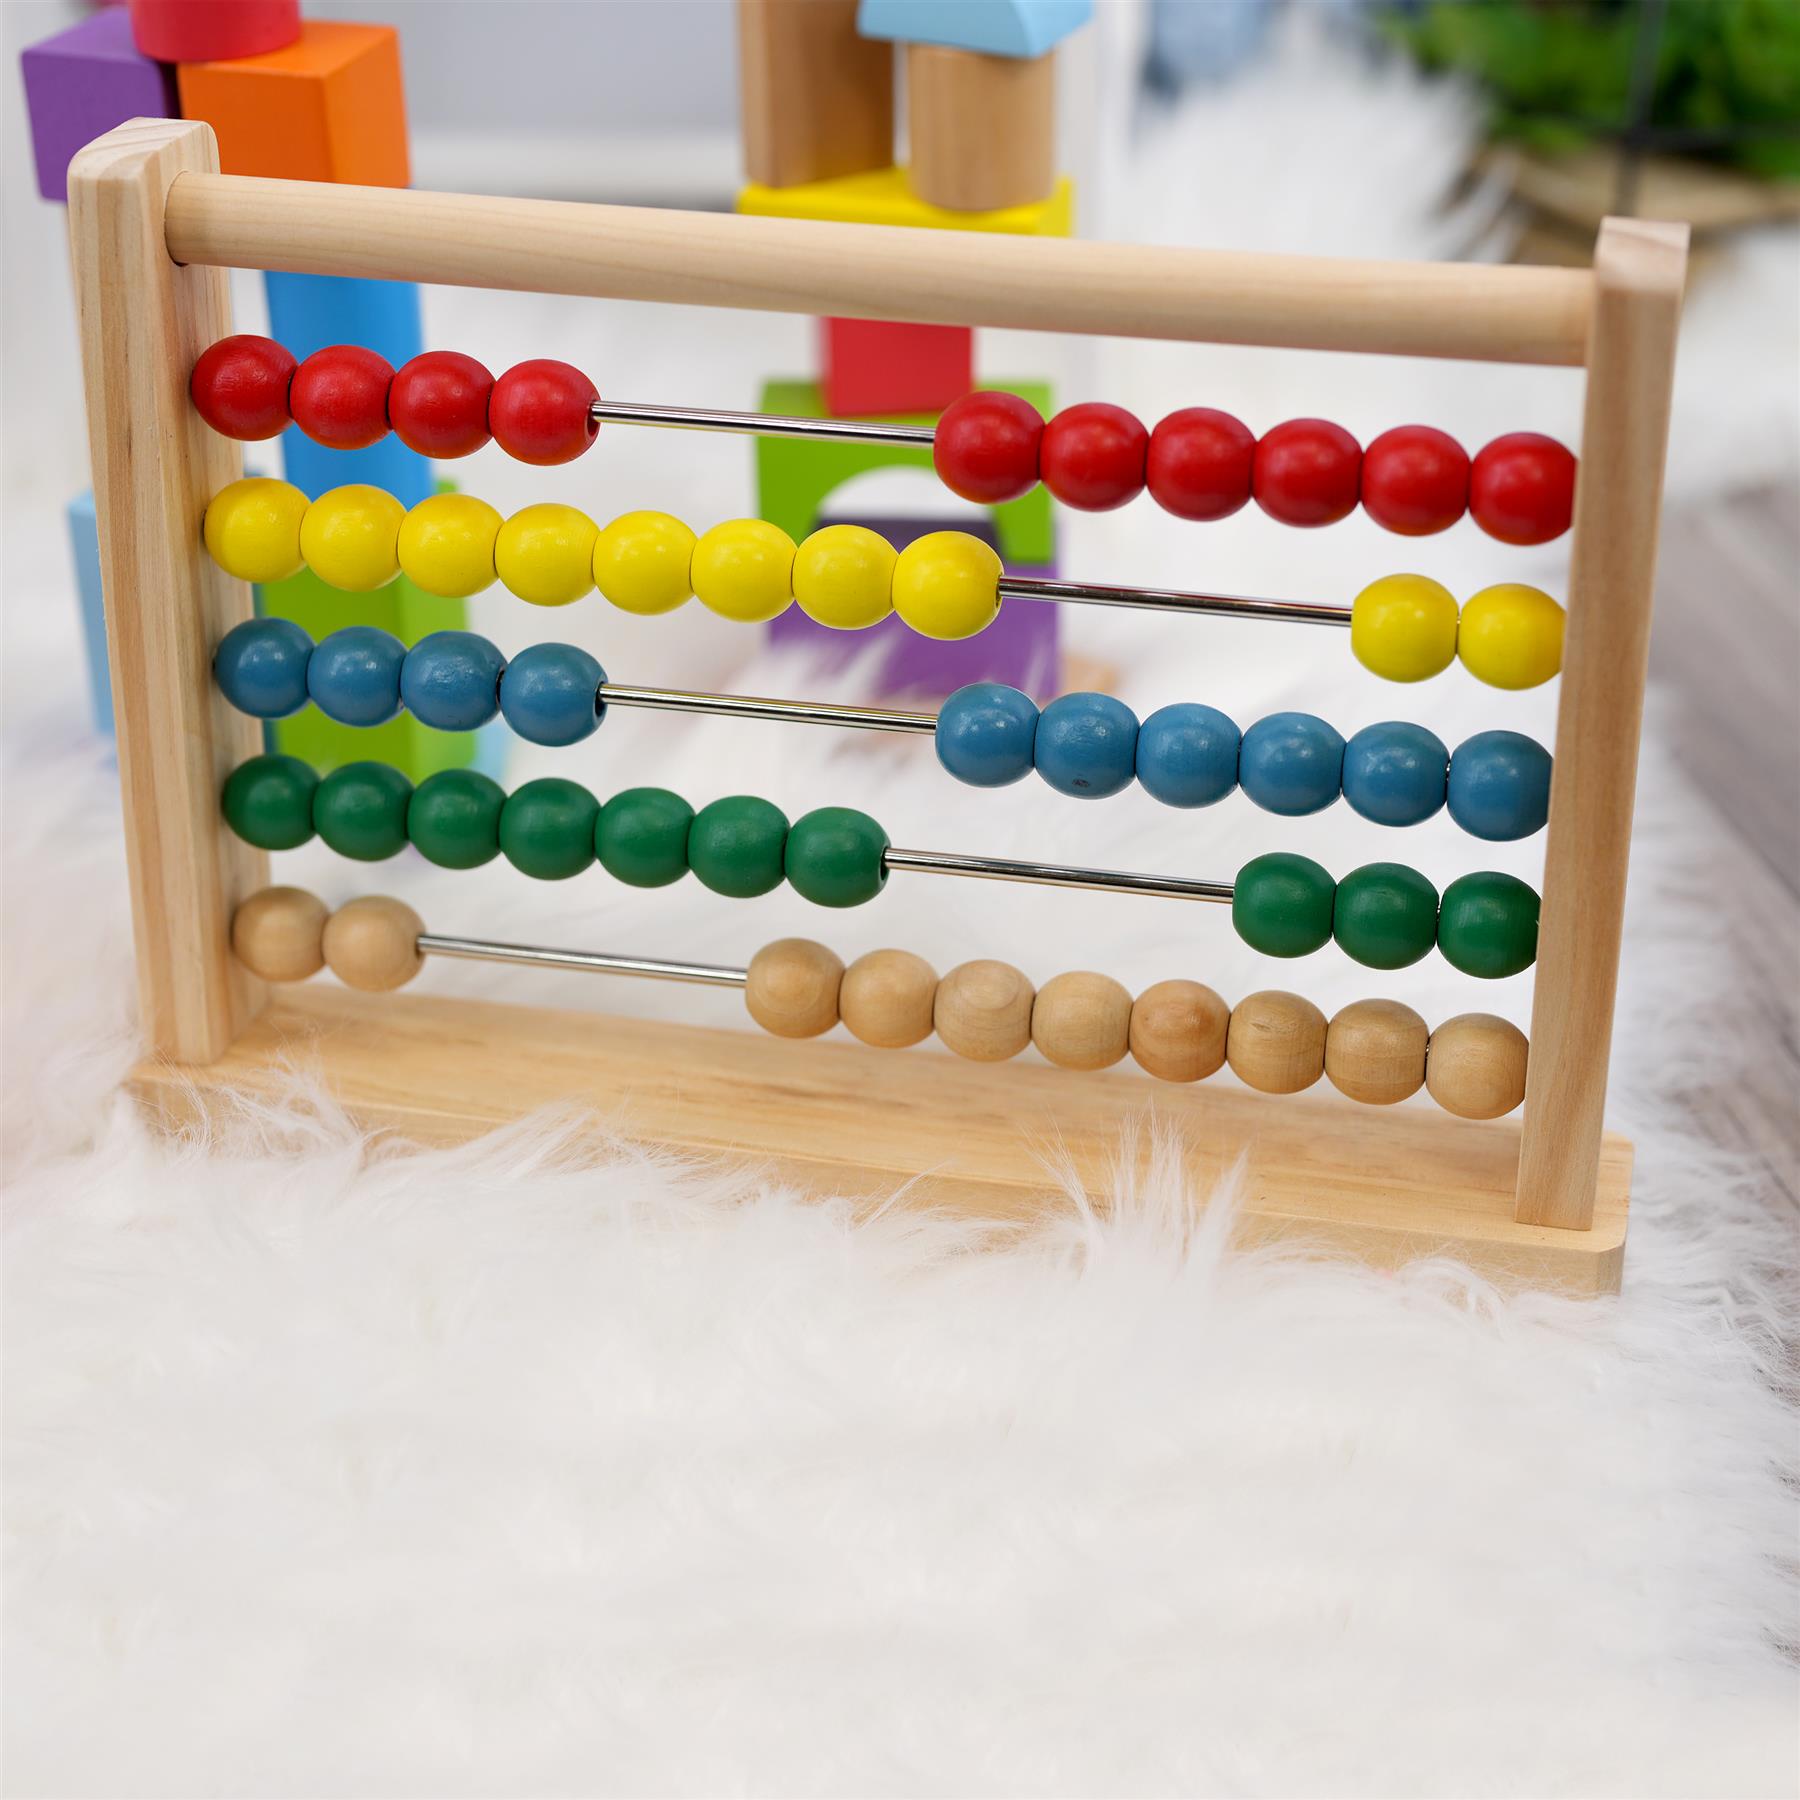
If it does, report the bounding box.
[688,795,789,898]
[1438,871,1540,978]
[1332,861,1440,970]
[1231,852,1335,958]
[784,806,890,908]
[222,753,317,850]
[596,787,695,888]
[313,761,413,861]
[498,777,600,881]
[408,769,505,870]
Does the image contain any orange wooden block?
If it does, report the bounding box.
[176,21,409,187]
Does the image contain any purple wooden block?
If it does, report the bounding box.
[770,516,1061,700]
[22,9,177,205]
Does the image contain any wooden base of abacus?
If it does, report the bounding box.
[128,988,1632,1295]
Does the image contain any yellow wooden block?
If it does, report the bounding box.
[738,165,1073,237]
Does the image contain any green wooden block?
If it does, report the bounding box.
[755,379,1055,567]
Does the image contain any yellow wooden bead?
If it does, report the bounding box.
[690,518,796,623]
[1426,1012,1529,1119]
[299,484,405,592]
[839,948,937,1048]
[1350,573,1459,683]
[593,510,696,616]
[396,492,502,599]
[321,895,424,993]
[792,524,897,630]
[230,885,326,983]
[934,959,1034,1061]
[891,530,1002,641]
[1324,998,1427,1105]
[745,938,843,1039]
[202,477,308,584]
[495,503,599,607]
[1031,970,1132,1071]
[1226,990,1327,1095]
[1129,979,1229,1083]
[1457,583,1565,690]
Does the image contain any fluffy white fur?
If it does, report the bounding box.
[5,19,1798,1797]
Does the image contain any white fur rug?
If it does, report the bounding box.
[5,20,1799,1798]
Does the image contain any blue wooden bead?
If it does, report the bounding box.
[306,624,405,727]
[400,630,505,732]
[498,641,606,747]
[213,616,312,718]
[935,682,1039,787]
[1135,702,1239,808]
[1341,720,1448,827]
[1238,711,1344,816]
[1447,730,1552,841]
[1034,691,1139,798]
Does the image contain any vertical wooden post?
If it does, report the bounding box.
[1515,217,1687,1229]
[68,119,267,1065]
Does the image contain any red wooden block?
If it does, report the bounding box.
[129,0,299,62]
[820,317,973,417]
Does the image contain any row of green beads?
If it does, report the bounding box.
[1232,851,1538,979]
[219,755,891,908]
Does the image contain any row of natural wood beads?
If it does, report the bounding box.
[750,940,1529,1120]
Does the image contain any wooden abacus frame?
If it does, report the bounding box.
[71,119,1685,1294]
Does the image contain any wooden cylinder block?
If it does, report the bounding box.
[1427,1013,1529,1119]
[1031,970,1131,1071]
[934,959,1034,1062]
[1226,990,1327,1095]
[745,938,844,1039]
[1325,998,1428,1105]
[906,44,1055,212]
[231,885,326,983]
[840,948,937,1048]
[1129,979,1228,1083]
[322,895,424,993]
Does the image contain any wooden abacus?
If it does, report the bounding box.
[71,119,1685,1295]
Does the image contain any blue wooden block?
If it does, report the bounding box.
[264,270,435,505]
[67,491,113,735]
[857,0,1091,57]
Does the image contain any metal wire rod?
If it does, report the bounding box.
[419,934,748,987]
[590,397,935,448]
[599,682,937,734]
[1001,575,1353,628]
[883,848,1234,905]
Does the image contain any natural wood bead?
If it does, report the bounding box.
[1325,998,1429,1105]
[321,895,424,993]
[1030,970,1131,1071]
[1129,979,1228,1083]
[1427,1013,1529,1119]
[1226,990,1326,1095]
[840,949,937,1049]
[934,959,1034,1063]
[230,885,327,983]
[745,938,843,1039]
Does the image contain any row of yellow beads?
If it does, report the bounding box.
[202,476,1565,681]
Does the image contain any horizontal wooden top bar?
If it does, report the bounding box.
[163,172,1593,366]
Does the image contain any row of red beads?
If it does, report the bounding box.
[190,336,600,467]
[933,393,1575,545]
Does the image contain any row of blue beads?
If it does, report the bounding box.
[934,684,1550,842]
[214,617,607,748]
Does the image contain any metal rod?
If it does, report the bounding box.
[419,934,748,987]
[883,848,1234,905]
[599,682,937,734]
[1001,575,1352,628]
[591,398,934,448]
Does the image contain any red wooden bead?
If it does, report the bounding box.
[288,344,394,452]
[189,334,296,441]
[1146,407,1256,521]
[389,351,494,458]
[1039,402,1149,511]
[1361,424,1470,536]
[489,359,599,466]
[1252,418,1362,527]
[1470,432,1577,545]
[933,390,1044,503]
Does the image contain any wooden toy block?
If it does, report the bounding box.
[128,0,300,63]
[738,165,1073,236]
[820,317,973,416]
[175,21,408,187]
[739,0,893,188]
[857,0,1092,58]
[907,44,1056,211]
[66,490,113,735]
[21,9,177,204]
